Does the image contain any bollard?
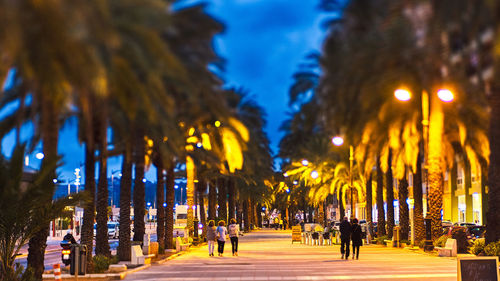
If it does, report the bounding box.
[53,264,61,280]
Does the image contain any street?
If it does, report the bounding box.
[125,230,457,281]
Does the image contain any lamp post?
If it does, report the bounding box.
[332,136,355,219]
[395,87,454,243]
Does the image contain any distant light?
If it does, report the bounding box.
[214,121,221,128]
[142,178,147,183]
[25,156,29,166]
[35,152,44,160]
[175,185,179,189]
[198,223,203,229]
[119,173,122,177]
[286,189,290,193]
[301,159,309,166]
[332,136,344,146]
[147,202,151,206]
[175,203,178,207]
[163,203,167,207]
[262,207,266,211]
[194,179,199,183]
[53,179,58,183]
[192,205,196,210]
[293,180,298,185]
[196,142,202,148]
[75,168,80,173]
[283,172,288,177]
[394,89,412,101]
[311,170,319,179]
[437,89,454,102]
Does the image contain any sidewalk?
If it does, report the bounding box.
[124,229,458,281]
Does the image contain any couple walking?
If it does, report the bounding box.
[339,216,363,260]
[207,218,240,257]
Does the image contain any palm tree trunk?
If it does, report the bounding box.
[156,157,165,253]
[186,156,195,233]
[27,98,59,279]
[81,140,96,268]
[386,150,395,239]
[237,200,243,229]
[339,189,345,219]
[398,173,409,241]
[318,201,325,226]
[366,173,373,237]
[117,141,132,261]
[486,88,500,244]
[464,159,473,222]
[197,180,206,237]
[133,130,146,242]
[227,179,236,220]
[376,157,386,237]
[413,157,425,242]
[164,160,175,249]
[208,180,217,220]
[243,199,250,232]
[428,96,445,240]
[95,111,110,257]
[257,203,263,227]
[217,178,227,223]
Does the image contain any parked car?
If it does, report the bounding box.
[467,225,486,240]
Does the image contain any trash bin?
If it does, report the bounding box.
[70,244,87,276]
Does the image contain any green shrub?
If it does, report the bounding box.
[451,227,470,253]
[433,235,450,247]
[484,241,500,256]
[92,255,112,273]
[376,235,388,245]
[471,238,485,255]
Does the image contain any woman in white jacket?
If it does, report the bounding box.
[228,218,240,256]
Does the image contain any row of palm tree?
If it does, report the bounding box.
[0,0,274,279]
[279,0,496,243]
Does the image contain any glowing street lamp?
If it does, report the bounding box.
[310,170,319,179]
[301,159,309,166]
[394,89,412,101]
[332,136,355,218]
[331,136,344,146]
[437,89,454,102]
[35,152,45,160]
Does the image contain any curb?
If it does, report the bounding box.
[17,249,60,259]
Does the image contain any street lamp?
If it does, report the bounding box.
[394,87,454,244]
[332,136,355,219]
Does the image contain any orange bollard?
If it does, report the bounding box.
[53,264,62,280]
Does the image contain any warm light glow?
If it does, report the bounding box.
[188,127,195,136]
[175,185,179,189]
[35,152,44,160]
[437,89,454,102]
[293,180,298,185]
[301,159,309,166]
[283,172,288,177]
[53,179,58,183]
[332,136,344,146]
[196,142,202,148]
[142,178,147,183]
[394,89,412,101]
[310,170,319,179]
[214,120,221,127]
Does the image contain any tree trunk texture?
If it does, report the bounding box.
[208,180,217,220]
[95,110,110,257]
[366,173,373,237]
[464,159,473,222]
[486,87,500,244]
[133,131,146,242]
[413,157,425,243]
[398,175,409,241]
[217,178,227,223]
[257,203,263,227]
[165,161,175,249]
[81,141,96,268]
[227,179,236,220]
[386,150,395,239]
[237,200,243,230]
[117,141,132,261]
[156,157,165,253]
[28,98,59,279]
[376,157,386,237]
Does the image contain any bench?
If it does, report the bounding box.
[436,238,457,257]
[175,237,191,252]
[131,245,155,265]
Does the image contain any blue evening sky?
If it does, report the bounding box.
[2,0,328,182]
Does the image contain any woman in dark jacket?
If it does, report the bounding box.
[351,218,363,259]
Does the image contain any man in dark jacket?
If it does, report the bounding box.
[339,217,352,260]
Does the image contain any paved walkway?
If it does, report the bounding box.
[125,229,457,281]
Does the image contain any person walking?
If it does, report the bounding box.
[206,220,217,257]
[216,220,228,256]
[351,218,362,260]
[339,216,352,260]
[228,218,240,256]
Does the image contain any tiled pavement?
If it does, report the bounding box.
[125,230,457,281]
